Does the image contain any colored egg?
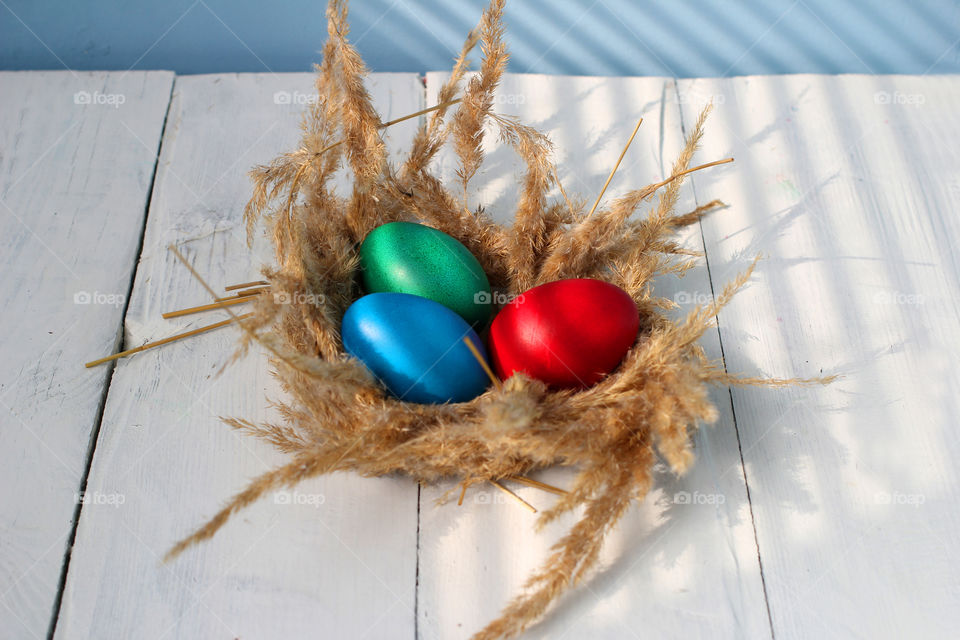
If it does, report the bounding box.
[488,279,640,389]
[342,292,491,404]
[359,221,493,326]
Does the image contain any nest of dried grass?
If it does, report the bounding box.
[166,1,825,637]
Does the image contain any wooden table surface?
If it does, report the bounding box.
[1,70,958,640]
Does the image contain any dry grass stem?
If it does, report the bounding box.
[161,296,255,319]
[506,475,568,496]
[225,280,269,291]
[586,116,643,218]
[85,313,253,368]
[491,480,537,513]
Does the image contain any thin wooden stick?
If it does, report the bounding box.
[225,280,268,292]
[458,482,468,506]
[490,480,537,513]
[214,287,269,302]
[216,287,270,302]
[381,98,462,128]
[585,116,643,218]
[161,296,254,319]
[506,475,569,497]
[314,98,463,157]
[236,286,270,296]
[646,157,734,192]
[85,313,253,368]
[463,337,502,391]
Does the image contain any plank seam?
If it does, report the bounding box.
[671,79,776,640]
[46,73,177,640]
[413,73,427,640]
[414,482,422,640]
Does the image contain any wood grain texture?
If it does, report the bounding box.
[0,70,173,640]
[54,73,423,640]
[416,72,771,639]
[676,74,960,639]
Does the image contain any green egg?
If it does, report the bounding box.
[359,222,493,326]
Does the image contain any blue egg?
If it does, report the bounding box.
[342,292,492,404]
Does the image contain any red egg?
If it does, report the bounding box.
[488,279,640,389]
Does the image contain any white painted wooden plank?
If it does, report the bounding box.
[417,72,770,639]
[676,74,960,639]
[0,70,173,640]
[54,73,423,640]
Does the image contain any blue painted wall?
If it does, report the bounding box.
[2,0,958,77]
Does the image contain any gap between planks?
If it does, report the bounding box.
[46,78,177,640]
[413,77,426,640]
[669,79,776,639]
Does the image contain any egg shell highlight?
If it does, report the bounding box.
[342,292,492,404]
[359,221,493,326]
[488,278,640,389]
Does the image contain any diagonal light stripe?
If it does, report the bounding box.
[720,1,800,78]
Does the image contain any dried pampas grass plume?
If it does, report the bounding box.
[167,1,831,638]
